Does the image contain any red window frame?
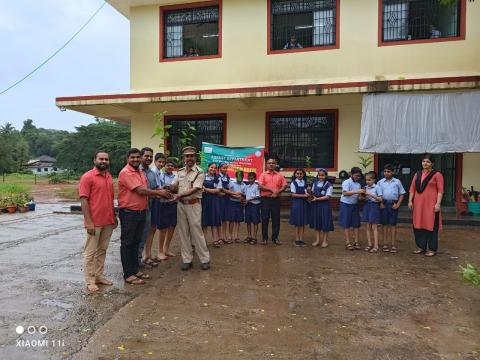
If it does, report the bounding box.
[163,113,227,153]
[265,109,339,172]
[378,0,466,47]
[267,0,341,55]
[159,0,223,62]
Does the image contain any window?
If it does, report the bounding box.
[381,0,463,43]
[269,0,338,52]
[37,168,41,172]
[44,168,48,172]
[267,111,337,169]
[162,2,220,59]
[166,115,225,157]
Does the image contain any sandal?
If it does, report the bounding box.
[321,242,329,248]
[382,245,390,252]
[249,238,257,245]
[312,241,320,247]
[244,237,252,243]
[425,251,436,257]
[364,245,373,252]
[213,239,224,248]
[144,258,159,267]
[125,276,145,285]
[260,239,268,245]
[136,272,150,280]
[390,246,398,253]
[224,238,234,244]
[165,252,176,257]
[152,256,167,262]
[234,238,241,243]
[369,247,379,253]
[413,249,425,254]
[345,243,355,251]
[353,242,362,250]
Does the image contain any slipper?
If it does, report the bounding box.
[95,278,113,285]
[390,246,398,253]
[345,243,355,251]
[369,247,379,253]
[224,238,234,244]
[321,242,329,248]
[249,238,257,245]
[364,245,373,252]
[152,256,167,262]
[165,252,176,257]
[234,238,241,243]
[425,251,436,257]
[312,241,320,247]
[382,245,390,252]
[413,249,425,254]
[144,258,159,267]
[353,242,362,250]
[136,272,150,280]
[213,239,224,248]
[125,276,145,285]
[244,237,252,243]
[260,239,268,245]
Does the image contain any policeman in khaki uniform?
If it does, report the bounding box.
[171,146,211,270]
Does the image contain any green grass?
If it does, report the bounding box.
[54,187,79,201]
[0,183,31,195]
[1,173,49,185]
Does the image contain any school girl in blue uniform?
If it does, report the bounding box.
[339,167,365,250]
[152,158,178,260]
[244,172,261,245]
[218,163,233,244]
[289,168,310,247]
[201,163,223,247]
[226,170,246,243]
[362,171,383,253]
[309,168,334,248]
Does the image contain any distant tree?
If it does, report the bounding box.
[0,122,30,173]
[55,119,130,175]
[21,119,69,157]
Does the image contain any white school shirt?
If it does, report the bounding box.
[365,184,383,203]
[340,178,361,205]
[290,179,308,194]
[159,172,177,203]
[228,181,246,202]
[245,182,261,204]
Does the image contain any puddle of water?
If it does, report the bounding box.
[39,299,73,310]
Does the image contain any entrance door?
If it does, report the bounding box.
[377,154,457,207]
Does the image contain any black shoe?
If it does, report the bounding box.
[181,262,192,271]
[200,262,210,270]
[299,240,307,247]
[294,240,302,247]
[272,239,282,245]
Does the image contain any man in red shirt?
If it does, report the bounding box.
[79,151,117,292]
[258,157,287,245]
[118,148,172,285]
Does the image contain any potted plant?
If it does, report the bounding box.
[0,195,8,213]
[17,193,30,213]
[6,193,17,214]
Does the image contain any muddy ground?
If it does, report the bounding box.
[0,203,479,360]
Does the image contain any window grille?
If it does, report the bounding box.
[268,112,336,169]
[382,0,461,42]
[270,0,337,50]
[164,6,219,58]
[166,118,224,157]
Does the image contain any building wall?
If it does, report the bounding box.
[130,94,370,175]
[463,153,480,190]
[129,0,479,92]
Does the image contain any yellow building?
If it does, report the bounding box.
[57,0,480,209]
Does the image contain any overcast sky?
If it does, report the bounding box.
[0,0,129,131]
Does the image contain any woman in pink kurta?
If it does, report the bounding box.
[408,154,444,257]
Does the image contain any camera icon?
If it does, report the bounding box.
[15,325,48,335]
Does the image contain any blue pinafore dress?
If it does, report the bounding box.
[309,181,334,232]
[289,180,309,226]
[201,176,222,227]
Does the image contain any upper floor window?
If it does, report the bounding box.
[269,0,338,52]
[162,3,220,60]
[166,115,225,157]
[381,0,463,43]
[267,111,337,170]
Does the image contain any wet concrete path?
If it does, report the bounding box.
[1,205,479,360]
